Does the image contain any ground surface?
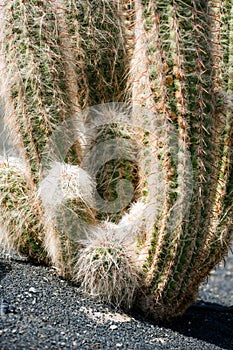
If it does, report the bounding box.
[0,250,232,350]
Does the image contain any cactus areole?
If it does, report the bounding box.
[0,1,232,320]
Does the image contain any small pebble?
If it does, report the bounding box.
[1,298,9,315]
[109,325,118,331]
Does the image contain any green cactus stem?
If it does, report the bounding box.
[63,0,128,107]
[0,1,74,182]
[0,158,48,263]
[128,0,233,319]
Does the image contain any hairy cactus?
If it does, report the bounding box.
[129,0,233,318]
[0,0,232,321]
[0,157,48,263]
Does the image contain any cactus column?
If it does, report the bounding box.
[129,0,233,319]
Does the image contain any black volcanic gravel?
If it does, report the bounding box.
[0,250,232,350]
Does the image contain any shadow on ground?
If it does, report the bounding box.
[131,300,233,349]
[132,300,233,350]
[130,300,233,350]
[160,301,233,350]
[0,260,12,302]
[0,261,12,284]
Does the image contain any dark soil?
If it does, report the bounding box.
[0,250,232,350]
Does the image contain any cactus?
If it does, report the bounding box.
[0,0,132,276]
[0,0,232,321]
[74,222,140,308]
[129,0,233,319]
[0,157,48,263]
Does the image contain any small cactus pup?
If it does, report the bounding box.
[127,0,233,319]
[38,161,97,278]
[74,219,142,309]
[0,157,48,264]
[81,103,142,223]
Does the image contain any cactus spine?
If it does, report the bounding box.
[0,0,232,320]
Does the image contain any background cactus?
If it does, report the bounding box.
[0,0,232,321]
